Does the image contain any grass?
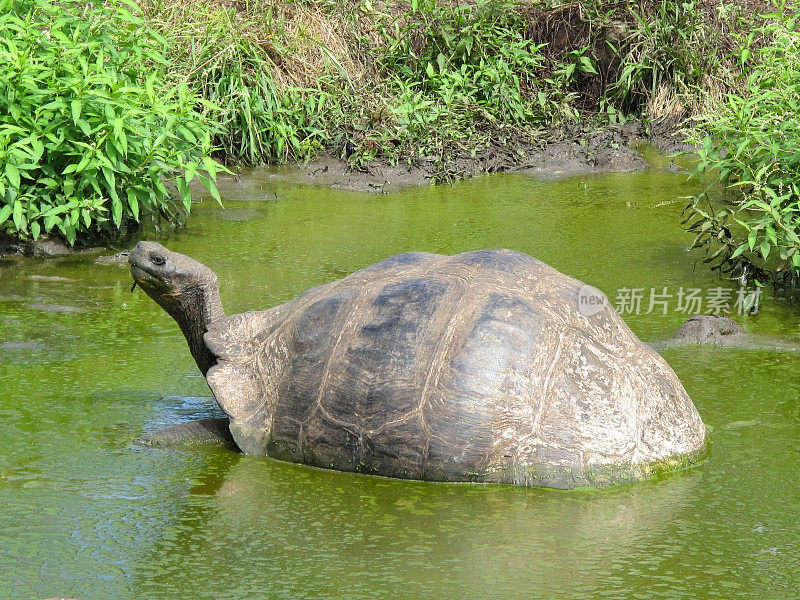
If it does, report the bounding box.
[140,0,350,165]
[139,0,776,174]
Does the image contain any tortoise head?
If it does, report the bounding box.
[130,241,225,375]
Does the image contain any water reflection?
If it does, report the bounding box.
[131,456,700,599]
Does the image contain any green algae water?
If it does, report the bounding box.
[1,169,799,599]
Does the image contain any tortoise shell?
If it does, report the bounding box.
[205,249,706,489]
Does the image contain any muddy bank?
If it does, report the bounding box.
[0,235,131,263]
[0,236,80,259]
[276,121,692,193]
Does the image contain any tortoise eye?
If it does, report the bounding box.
[150,255,166,266]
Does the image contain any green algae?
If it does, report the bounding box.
[1,168,800,599]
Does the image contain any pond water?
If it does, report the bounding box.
[1,167,799,599]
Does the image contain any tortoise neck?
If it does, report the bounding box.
[162,278,225,376]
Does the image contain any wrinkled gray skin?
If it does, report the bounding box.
[141,418,238,451]
[130,241,707,488]
[130,242,224,376]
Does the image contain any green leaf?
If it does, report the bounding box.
[765,226,778,246]
[537,91,547,108]
[0,204,12,227]
[44,213,61,232]
[748,229,758,251]
[202,156,219,177]
[579,56,598,74]
[176,178,191,212]
[101,166,117,200]
[111,197,122,227]
[730,243,747,259]
[184,161,198,184]
[12,200,25,232]
[29,138,45,162]
[77,119,92,137]
[64,223,76,246]
[117,128,128,154]
[5,163,20,189]
[71,100,82,126]
[126,189,139,221]
[198,174,222,207]
[178,126,197,144]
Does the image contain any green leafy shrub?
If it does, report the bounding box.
[685,6,800,284]
[377,0,551,150]
[0,0,221,244]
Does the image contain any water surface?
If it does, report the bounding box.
[1,169,798,599]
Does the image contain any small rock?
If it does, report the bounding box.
[621,119,644,138]
[592,146,649,173]
[26,237,75,258]
[661,141,697,156]
[95,250,130,266]
[0,237,23,257]
[673,315,745,344]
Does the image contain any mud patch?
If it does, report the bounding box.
[276,121,681,193]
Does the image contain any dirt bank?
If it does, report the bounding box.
[268,121,689,193]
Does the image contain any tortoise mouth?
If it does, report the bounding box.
[130,264,149,279]
[130,260,169,295]
[130,263,158,282]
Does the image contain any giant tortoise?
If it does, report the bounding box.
[129,242,706,489]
